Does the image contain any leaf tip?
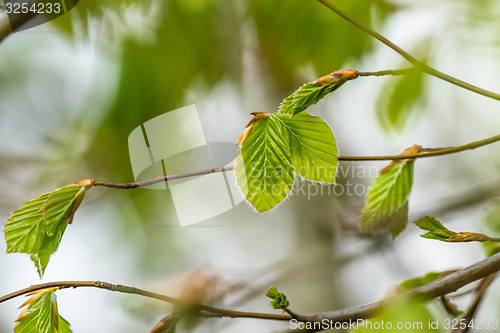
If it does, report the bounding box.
[236,112,272,146]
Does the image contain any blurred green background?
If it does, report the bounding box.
[1,0,500,332]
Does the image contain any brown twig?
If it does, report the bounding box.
[2,252,500,324]
[299,251,500,323]
[93,133,500,189]
[440,295,461,317]
[358,68,416,77]
[455,273,497,333]
[0,281,292,321]
[315,0,500,101]
[93,166,234,189]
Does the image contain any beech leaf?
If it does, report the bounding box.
[276,111,338,183]
[360,145,421,238]
[15,289,72,333]
[266,287,288,310]
[4,180,93,277]
[235,110,339,213]
[43,182,92,236]
[277,69,358,116]
[414,216,493,243]
[4,193,51,255]
[235,115,294,213]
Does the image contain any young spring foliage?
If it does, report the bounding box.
[236,112,338,213]
[360,145,421,238]
[277,69,358,116]
[234,71,353,213]
[414,216,496,242]
[377,68,426,131]
[4,180,93,277]
[15,288,72,333]
[236,113,295,213]
[266,287,288,310]
[276,112,338,183]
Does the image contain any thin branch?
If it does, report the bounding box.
[456,273,497,333]
[93,166,234,189]
[93,133,500,189]
[285,308,299,320]
[2,252,500,325]
[358,68,415,77]
[315,0,500,101]
[297,251,500,323]
[0,280,292,321]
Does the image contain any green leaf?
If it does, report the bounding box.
[30,221,70,278]
[15,289,72,333]
[277,79,341,116]
[277,70,359,116]
[30,253,53,278]
[277,83,332,116]
[4,193,51,254]
[236,115,294,213]
[265,287,279,299]
[236,110,339,212]
[4,180,93,277]
[360,161,414,238]
[266,287,288,310]
[376,67,426,131]
[414,215,448,231]
[414,216,493,243]
[414,216,456,241]
[276,111,338,183]
[43,184,89,236]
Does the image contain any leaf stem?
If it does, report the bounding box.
[315,0,500,101]
[93,133,500,189]
[358,68,416,77]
